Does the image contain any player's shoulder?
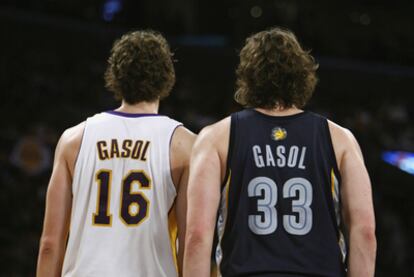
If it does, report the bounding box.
[169,125,196,184]
[60,121,86,147]
[171,125,197,154]
[57,121,86,163]
[191,116,231,160]
[327,119,357,145]
[326,119,361,169]
[197,116,231,145]
[173,125,196,141]
[51,122,85,173]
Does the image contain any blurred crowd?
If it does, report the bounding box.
[1,9,414,277]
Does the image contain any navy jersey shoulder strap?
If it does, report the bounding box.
[311,112,341,181]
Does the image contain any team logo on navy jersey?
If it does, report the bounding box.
[271,127,287,141]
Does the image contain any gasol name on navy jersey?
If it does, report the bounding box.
[216,109,347,277]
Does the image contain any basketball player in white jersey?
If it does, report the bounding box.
[37,30,195,277]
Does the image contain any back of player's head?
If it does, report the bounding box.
[105,30,175,104]
[235,27,318,109]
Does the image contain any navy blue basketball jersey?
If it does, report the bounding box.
[216,109,347,277]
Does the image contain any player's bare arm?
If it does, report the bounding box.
[183,117,230,277]
[170,126,196,275]
[36,123,84,277]
[329,121,377,277]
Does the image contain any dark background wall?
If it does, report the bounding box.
[0,0,413,276]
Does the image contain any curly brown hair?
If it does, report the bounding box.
[105,30,175,104]
[235,27,318,109]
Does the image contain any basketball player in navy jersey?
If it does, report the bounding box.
[37,31,195,277]
[184,27,376,277]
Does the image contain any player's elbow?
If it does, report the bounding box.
[359,224,377,247]
[350,221,377,253]
[38,236,61,258]
[185,226,211,254]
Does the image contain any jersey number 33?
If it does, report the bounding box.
[248,176,313,236]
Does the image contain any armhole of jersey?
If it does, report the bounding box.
[167,123,184,198]
[72,123,88,169]
[323,118,341,182]
[220,114,236,190]
[323,118,348,265]
[71,121,88,193]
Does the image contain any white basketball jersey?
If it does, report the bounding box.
[62,111,182,277]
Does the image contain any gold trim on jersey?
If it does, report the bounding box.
[331,168,335,195]
[331,169,347,263]
[168,206,179,274]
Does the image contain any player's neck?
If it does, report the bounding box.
[115,100,159,114]
[255,106,303,116]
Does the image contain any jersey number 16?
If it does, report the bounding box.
[92,170,151,227]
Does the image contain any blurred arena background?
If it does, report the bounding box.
[1,0,413,276]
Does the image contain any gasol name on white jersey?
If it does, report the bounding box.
[62,111,182,277]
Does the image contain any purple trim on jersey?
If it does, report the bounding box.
[168,123,184,189]
[105,110,163,118]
